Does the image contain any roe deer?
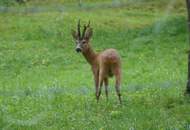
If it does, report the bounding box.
[71,20,122,104]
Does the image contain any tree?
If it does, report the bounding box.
[186,0,190,95]
[78,0,82,7]
[16,0,26,4]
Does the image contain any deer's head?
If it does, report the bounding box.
[72,20,93,53]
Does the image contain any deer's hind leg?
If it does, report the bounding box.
[113,67,122,104]
[104,77,109,101]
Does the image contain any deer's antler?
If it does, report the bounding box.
[87,21,90,28]
[78,19,81,38]
[82,21,91,38]
[82,24,87,39]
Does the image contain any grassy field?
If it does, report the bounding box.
[0,0,190,129]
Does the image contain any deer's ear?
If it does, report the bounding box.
[71,29,78,39]
[84,28,93,40]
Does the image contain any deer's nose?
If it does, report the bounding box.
[76,48,81,53]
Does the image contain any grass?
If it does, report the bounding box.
[0,0,190,129]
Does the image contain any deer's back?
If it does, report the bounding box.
[97,49,121,77]
[98,48,121,64]
[98,49,121,77]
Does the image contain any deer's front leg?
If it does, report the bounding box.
[92,67,99,102]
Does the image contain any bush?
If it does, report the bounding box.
[0,0,28,6]
[0,0,16,6]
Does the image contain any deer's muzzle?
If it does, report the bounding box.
[76,47,81,53]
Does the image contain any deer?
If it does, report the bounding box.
[71,20,122,104]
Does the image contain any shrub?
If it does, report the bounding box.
[0,0,28,6]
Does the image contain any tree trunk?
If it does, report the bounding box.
[186,0,190,94]
[78,0,82,7]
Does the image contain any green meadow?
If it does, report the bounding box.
[0,0,190,129]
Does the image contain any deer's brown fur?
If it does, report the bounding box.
[72,20,122,103]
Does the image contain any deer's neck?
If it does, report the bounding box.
[82,45,97,66]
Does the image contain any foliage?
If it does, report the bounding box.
[0,0,16,6]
